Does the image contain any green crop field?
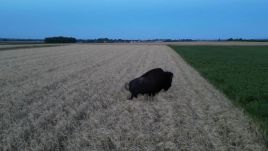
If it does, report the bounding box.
[170,45,268,143]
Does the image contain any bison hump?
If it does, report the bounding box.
[141,68,164,77]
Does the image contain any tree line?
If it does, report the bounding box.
[1,37,267,44]
[44,36,77,43]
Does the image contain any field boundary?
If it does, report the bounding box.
[0,44,66,51]
[169,45,268,146]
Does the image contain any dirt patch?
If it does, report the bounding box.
[0,44,266,150]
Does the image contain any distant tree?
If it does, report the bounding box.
[44,36,76,43]
[96,38,109,43]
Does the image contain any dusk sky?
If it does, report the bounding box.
[1,0,267,39]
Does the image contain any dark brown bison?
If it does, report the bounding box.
[125,68,173,100]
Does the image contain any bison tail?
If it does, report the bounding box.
[124,82,129,91]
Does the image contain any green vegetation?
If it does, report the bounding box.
[170,45,268,143]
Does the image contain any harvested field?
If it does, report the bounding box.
[0,44,266,150]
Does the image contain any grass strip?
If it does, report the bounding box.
[170,45,268,145]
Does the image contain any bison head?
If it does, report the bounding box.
[163,71,173,91]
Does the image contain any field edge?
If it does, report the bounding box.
[168,45,268,146]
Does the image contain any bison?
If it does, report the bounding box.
[125,68,173,100]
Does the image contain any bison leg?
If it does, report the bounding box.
[150,95,154,101]
[149,93,156,101]
[145,94,150,100]
[146,93,151,100]
[128,94,134,100]
[128,93,137,100]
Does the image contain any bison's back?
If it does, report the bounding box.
[141,68,164,78]
[139,68,168,94]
